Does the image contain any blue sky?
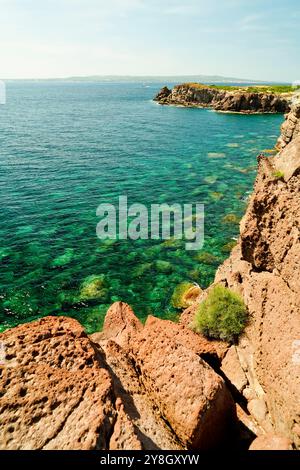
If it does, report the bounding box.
[0,0,299,81]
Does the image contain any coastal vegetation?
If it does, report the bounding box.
[273,170,285,179]
[182,83,300,95]
[193,284,248,343]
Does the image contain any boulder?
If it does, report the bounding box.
[131,316,235,449]
[91,301,143,350]
[103,339,183,450]
[249,434,293,450]
[109,398,142,450]
[221,346,248,393]
[0,316,115,450]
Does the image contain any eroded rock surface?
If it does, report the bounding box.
[0,317,115,450]
[0,304,235,450]
[276,101,300,150]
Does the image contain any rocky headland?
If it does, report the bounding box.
[154,83,293,114]
[0,103,299,450]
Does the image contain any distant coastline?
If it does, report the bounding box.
[2,74,293,84]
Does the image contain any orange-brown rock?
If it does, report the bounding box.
[131,315,235,449]
[221,346,248,393]
[0,309,236,450]
[276,101,300,150]
[109,398,142,450]
[103,339,183,450]
[180,298,230,362]
[249,434,293,450]
[0,316,115,450]
[91,301,143,350]
[214,107,300,448]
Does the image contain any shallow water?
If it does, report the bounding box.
[0,81,283,332]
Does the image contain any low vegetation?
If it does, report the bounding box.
[193,284,248,343]
[181,83,300,95]
[273,170,285,179]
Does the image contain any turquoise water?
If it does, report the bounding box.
[0,81,283,332]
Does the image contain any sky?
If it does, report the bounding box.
[0,0,299,81]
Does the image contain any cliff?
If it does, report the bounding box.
[0,105,299,451]
[154,83,292,114]
[210,102,300,447]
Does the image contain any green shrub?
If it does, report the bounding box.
[273,170,285,179]
[193,285,248,343]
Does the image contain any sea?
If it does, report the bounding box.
[0,80,283,332]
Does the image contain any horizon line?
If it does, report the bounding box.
[0,74,292,84]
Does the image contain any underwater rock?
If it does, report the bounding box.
[0,248,11,259]
[226,143,240,148]
[79,275,108,301]
[132,262,152,278]
[210,191,224,201]
[207,152,226,158]
[222,213,240,224]
[221,240,238,254]
[155,260,173,273]
[161,238,182,249]
[171,282,202,309]
[204,175,218,184]
[194,251,219,265]
[262,148,278,155]
[51,248,74,268]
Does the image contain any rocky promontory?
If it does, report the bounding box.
[154,83,293,114]
[0,103,299,451]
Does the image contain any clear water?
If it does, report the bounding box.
[0,81,283,332]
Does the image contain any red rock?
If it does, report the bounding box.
[91,301,143,350]
[109,398,142,450]
[132,316,235,449]
[103,340,183,450]
[214,111,300,448]
[249,434,293,450]
[221,346,248,393]
[0,316,115,450]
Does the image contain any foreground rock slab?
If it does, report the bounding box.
[0,317,115,450]
[131,316,235,449]
[0,306,236,450]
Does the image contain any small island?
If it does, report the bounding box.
[154,83,298,114]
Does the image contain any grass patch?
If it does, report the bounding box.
[192,285,248,343]
[180,83,300,95]
[273,170,285,179]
